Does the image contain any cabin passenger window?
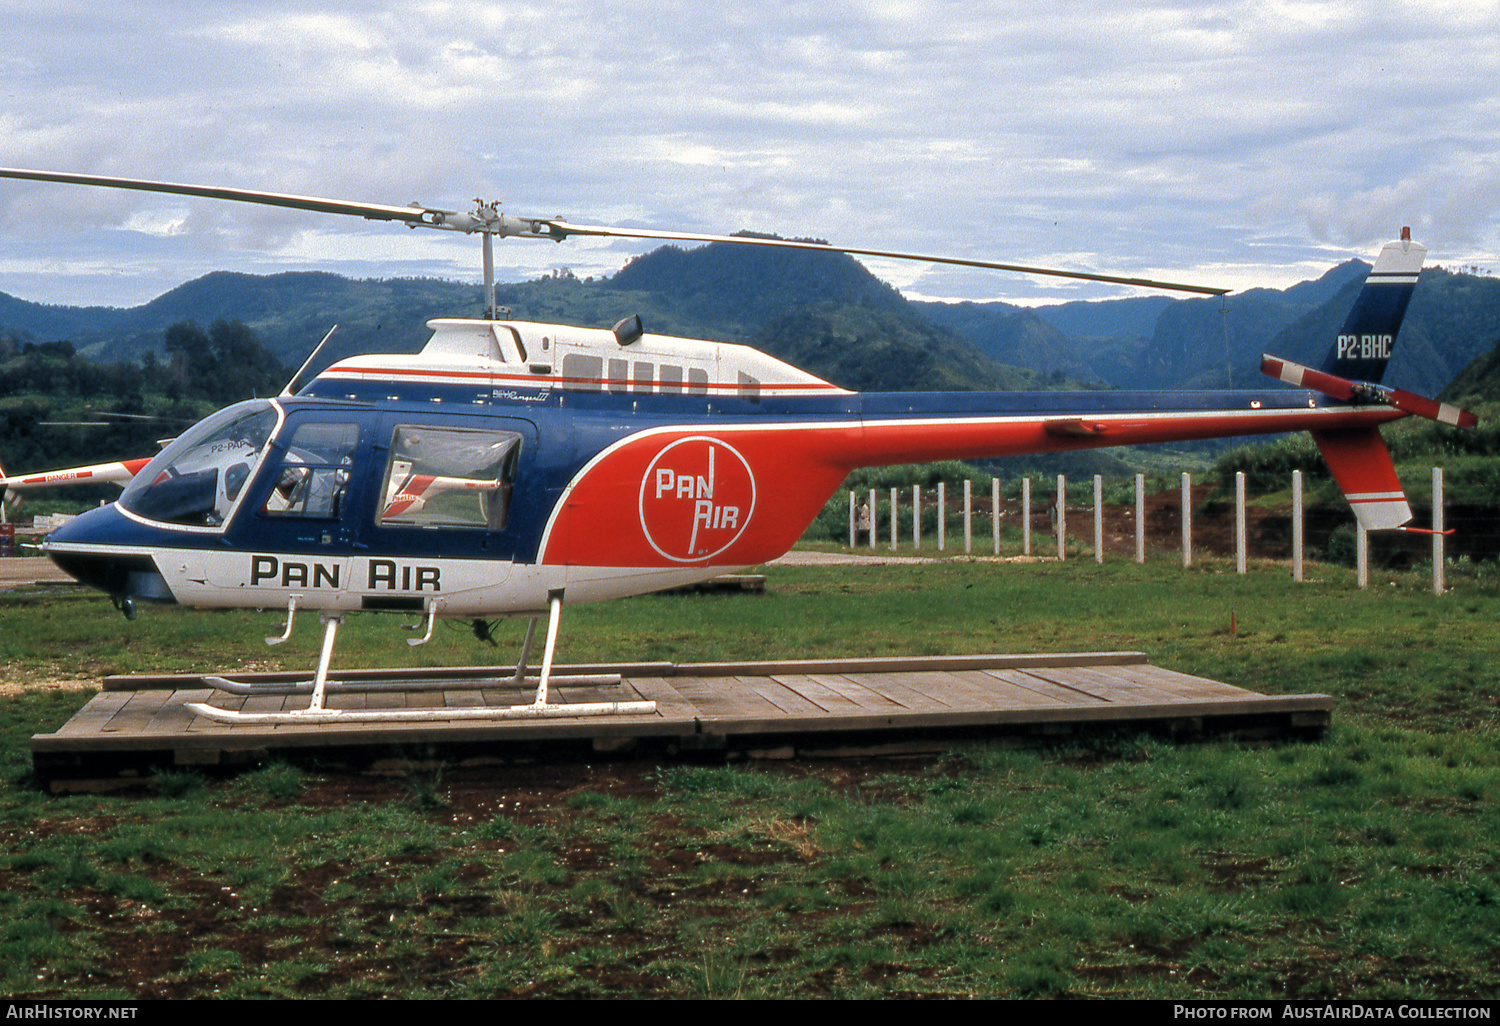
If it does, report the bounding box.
[379,426,521,530]
[659,364,683,393]
[607,358,629,394]
[688,368,709,395]
[561,353,602,391]
[632,361,653,392]
[262,423,359,519]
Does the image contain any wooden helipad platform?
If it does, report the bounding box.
[30,652,1331,782]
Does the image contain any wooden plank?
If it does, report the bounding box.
[239,693,296,716]
[945,669,1071,710]
[841,672,954,713]
[243,693,303,733]
[403,689,446,710]
[163,689,222,734]
[548,684,630,706]
[625,677,701,722]
[680,651,1148,678]
[1110,663,1255,699]
[803,673,907,713]
[172,690,223,735]
[100,689,173,733]
[476,689,528,711]
[895,669,1032,711]
[50,692,129,737]
[1058,665,1206,705]
[1006,668,1122,704]
[673,677,784,719]
[770,674,867,714]
[980,668,1111,705]
[1030,666,1168,705]
[915,670,1035,710]
[736,676,827,717]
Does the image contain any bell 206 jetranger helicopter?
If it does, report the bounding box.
[0,168,1478,726]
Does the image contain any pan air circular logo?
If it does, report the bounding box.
[639,437,756,563]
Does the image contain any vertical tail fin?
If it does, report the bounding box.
[1311,427,1411,531]
[1319,227,1425,384]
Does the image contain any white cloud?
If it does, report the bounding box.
[0,0,1496,307]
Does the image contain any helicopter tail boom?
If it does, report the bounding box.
[539,393,1412,569]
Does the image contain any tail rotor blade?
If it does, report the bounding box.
[1384,387,1479,429]
[1262,355,1478,429]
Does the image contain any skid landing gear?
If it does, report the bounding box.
[184,590,657,725]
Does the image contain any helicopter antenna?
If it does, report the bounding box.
[0,167,1231,299]
[281,324,339,397]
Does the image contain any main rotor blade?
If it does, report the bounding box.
[0,167,434,226]
[0,167,1230,295]
[543,220,1231,296]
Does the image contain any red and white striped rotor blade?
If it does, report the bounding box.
[1261,355,1477,429]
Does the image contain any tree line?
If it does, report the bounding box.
[0,320,289,480]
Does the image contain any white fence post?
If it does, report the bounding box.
[1357,522,1369,589]
[1134,473,1145,564]
[963,479,973,554]
[1235,471,1247,574]
[1433,467,1445,596]
[913,484,921,549]
[890,487,898,551]
[1022,478,1032,556]
[1292,470,1304,582]
[992,477,1002,556]
[1093,475,1104,564]
[848,491,855,548]
[868,488,877,549]
[1056,474,1066,561]
[1181,472,1192,568]
[937,482,946,551]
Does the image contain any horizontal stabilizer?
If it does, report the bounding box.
[1261,355,1477,429]
[1043,419,1109,437]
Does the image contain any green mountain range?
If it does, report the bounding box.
[2,242,1498,397]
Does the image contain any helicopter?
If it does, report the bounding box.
[0,167,1478,726]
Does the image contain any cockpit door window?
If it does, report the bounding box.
[262,422,359,519]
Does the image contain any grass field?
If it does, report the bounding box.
[0,553,1496,998]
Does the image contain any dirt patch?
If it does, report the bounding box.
[15,756,956,999]
[0,665,99,697]
[1061,485,1288,560]
[0,558,76,588]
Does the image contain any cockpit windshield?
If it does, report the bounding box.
[118,400,281,528]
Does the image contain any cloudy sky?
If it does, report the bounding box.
[1,0,1497,310]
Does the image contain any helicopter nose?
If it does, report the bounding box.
[41,506,177,606]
